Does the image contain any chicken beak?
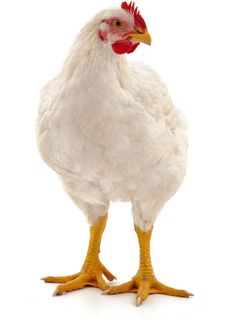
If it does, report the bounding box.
[129,31,152,46]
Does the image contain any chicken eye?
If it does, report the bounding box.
[114,20,122,28]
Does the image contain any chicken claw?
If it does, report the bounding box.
[42,261,116,296]
[41,214,116,295]
[105,275,193,306]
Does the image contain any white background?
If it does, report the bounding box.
[0,0,236,326]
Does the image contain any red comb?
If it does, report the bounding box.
[121,1,147,29]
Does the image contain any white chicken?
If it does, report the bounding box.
[37,1,192,306]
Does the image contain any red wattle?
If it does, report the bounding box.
[127,43,140,54]
[112,40,140,55]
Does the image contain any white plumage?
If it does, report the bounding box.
[37,7,188,232]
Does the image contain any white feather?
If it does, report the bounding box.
[37,8,188,231]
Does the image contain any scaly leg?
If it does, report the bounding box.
[105,224,193,306]
[41,213,116,295]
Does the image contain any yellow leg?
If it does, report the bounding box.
[105,224,193,306]
[41,213,116,295]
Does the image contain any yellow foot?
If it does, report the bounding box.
[104,274,193,306]
[41,262,116,296]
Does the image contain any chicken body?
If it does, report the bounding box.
[37,8,187,232]
[38,6,191,305]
